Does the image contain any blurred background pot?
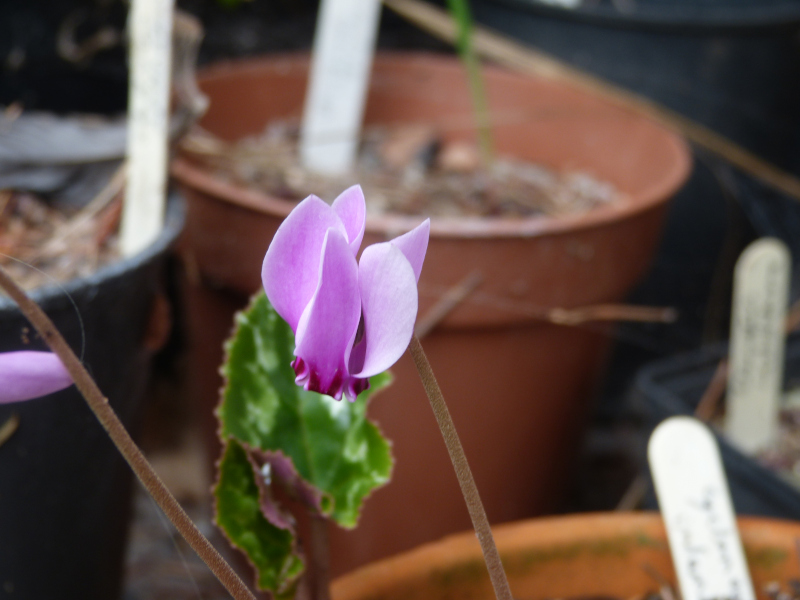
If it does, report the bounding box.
[332,512,800,600]
[0,0,128,114]
[171,52,689,575]
[464,0,800,417]
[469,0,800,169]
[635,335,800,520]
[0,193,184,600]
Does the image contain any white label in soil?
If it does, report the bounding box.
[725,238,790,453]
[122,0,174,256]
[649,416,755,600]
[300,0,382,175]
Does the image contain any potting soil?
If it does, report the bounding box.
[0,188,121,290]
[181,121,625,219]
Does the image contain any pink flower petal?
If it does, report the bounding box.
[262,195,346,331]
[293,229,361,400]
[351,242,418,379]
[388,219,430,282]
[0,351,73,404]
[331,185,366,254]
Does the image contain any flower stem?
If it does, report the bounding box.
[0,265,256,600]
[408,335,513,600]
[309,514,332,600]
[445,0,494,166]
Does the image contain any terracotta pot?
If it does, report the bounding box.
[171,53,690,575]
[332,512,800,600]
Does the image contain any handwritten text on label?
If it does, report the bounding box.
[649,417,755,600]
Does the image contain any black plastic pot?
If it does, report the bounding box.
[0,0,129,114]
[0,0,450,115]
[634,335,800,520]
[0,193,184,599]
[471,0,800,169]
[466,0,800,418]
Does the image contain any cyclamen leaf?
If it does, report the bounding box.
[213,439,304,597]
[251,448,333,518]
[218,292,393,527]
[214,293,393,594]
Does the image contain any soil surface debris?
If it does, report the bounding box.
[0,189,121,292]
[181,121,626,219]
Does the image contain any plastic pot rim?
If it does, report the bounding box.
[0,190,186,313]
[482,0,800,31]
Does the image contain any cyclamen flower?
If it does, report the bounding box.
[262,185,430,401]
[0,351,73,404]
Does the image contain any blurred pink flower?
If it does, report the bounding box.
[0,351,73,404]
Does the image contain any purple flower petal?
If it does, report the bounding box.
[350,242,418,379]
[293,229,361,400]
[331,185,366,254]
[0,351,73,404]
[262,195,346,332]
[388,219,430,282]
[262,185,430,401]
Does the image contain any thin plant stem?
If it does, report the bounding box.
[408,335,513,600]
[0,265,256,600]
[445,0,494,165]
[463,50,494,165]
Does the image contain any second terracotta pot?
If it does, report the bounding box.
[333,513,800,600]
[172,52,690,576]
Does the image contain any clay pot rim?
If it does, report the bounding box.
[331,511,800,600]
[172,52,692,240]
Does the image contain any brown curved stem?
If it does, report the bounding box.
[408,335,513,600]
[0,265,256,600]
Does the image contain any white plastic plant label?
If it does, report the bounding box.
[649,416,755,600]
[122,0,174,256]
[300,0,382,175]
[725,237,790,453]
